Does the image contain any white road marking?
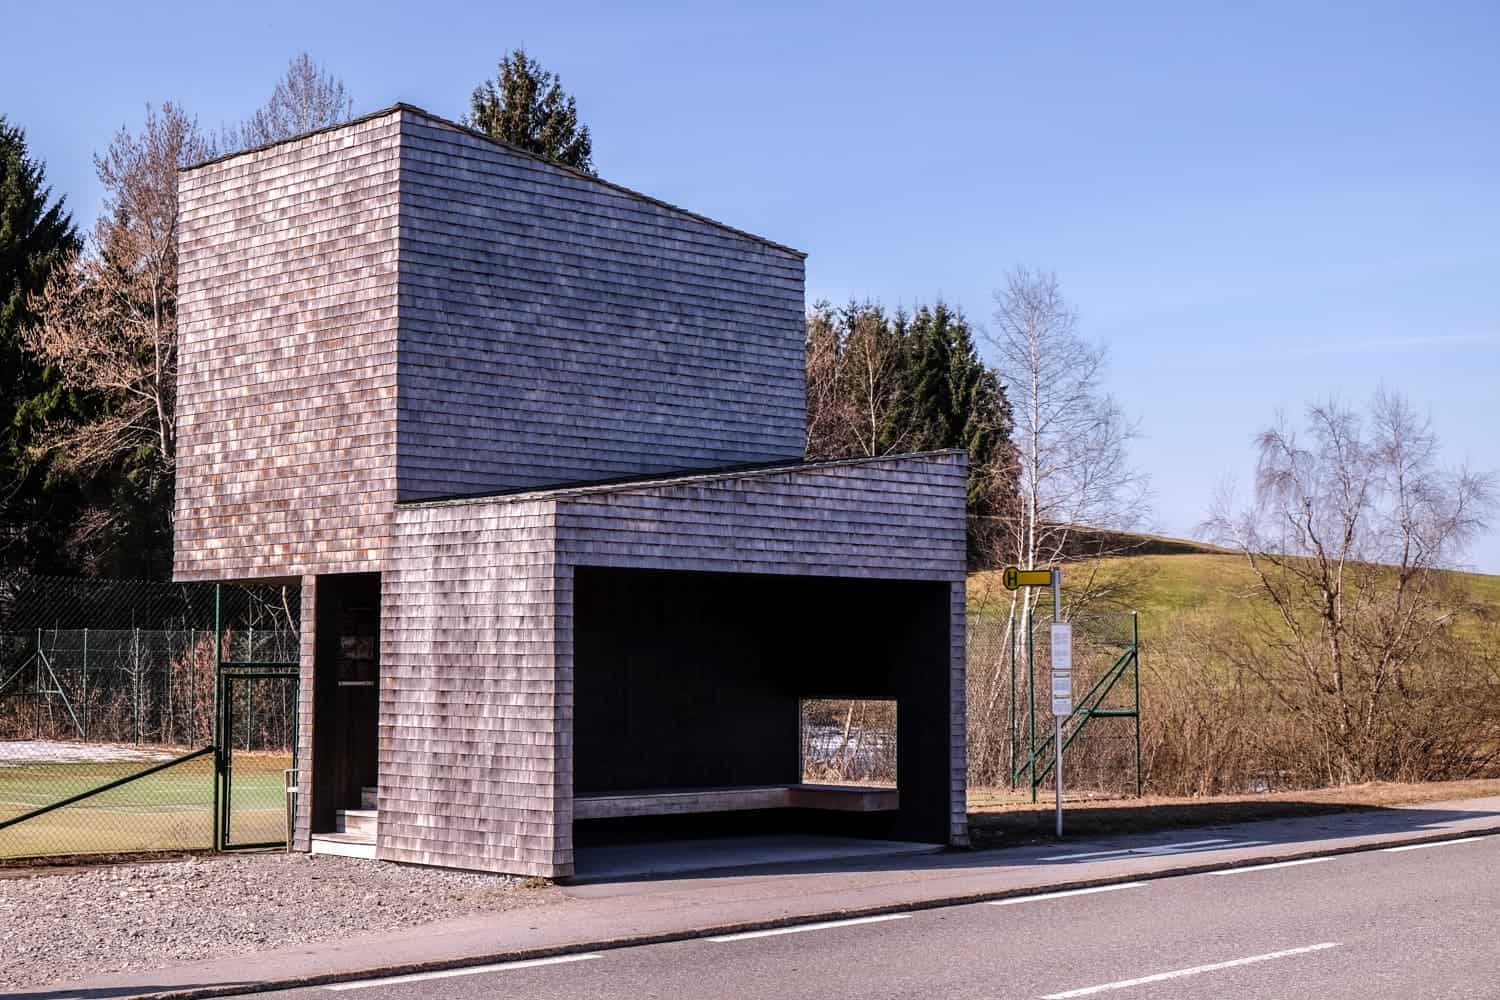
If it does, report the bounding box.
[1208,857,1333,875]
[1381,836,1486,853]
[708,913,910,942]
[1039,838,1273,862]
[1039,942,1341,998]
[987,883,1147,905]
[324,954,602,991]
[1039,839,1231,861]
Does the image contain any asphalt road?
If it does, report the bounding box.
[252,835,1495,1000]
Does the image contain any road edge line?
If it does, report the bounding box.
[74,824,1500,1000]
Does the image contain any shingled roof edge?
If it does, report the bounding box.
[179,103,806,260]
[395,449,969,509]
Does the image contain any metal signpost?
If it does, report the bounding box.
[1049,568,1069,838]
[1003,567,1053,591]
[1004,565,1069,837]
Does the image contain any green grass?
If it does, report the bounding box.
[0,753,290,859]
[971,546,1500,652]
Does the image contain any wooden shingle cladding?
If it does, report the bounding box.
[947,580,969,845]
[175,105,808,581]
[384,451,968,876]
[394,113,807,500]
[177,106,972,876]
[379,500,565,875]
[294,575,317,853]
[174,111,402,582]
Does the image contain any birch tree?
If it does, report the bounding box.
[1205,390,1496,783]
[968,268,1148,784]
[983,268,1148,604]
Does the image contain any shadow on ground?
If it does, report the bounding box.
[567,799,1500,886]
[6,985,244,1000]
[970,797,1416,848]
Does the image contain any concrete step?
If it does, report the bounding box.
[361,786,377,810]
[336,809,377,837]
[309,832,377,860]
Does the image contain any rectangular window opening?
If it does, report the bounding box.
[799,699,897,787]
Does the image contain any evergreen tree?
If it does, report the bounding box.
[903,303,1015,514]
[0,117,82,571]
[804,299,1015,520]
[25,103,211,577]
[466,48,594,173]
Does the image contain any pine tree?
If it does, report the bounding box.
[466,48,594,173]
[904,303,1015,514]
[0,117,81,571]
[25,103,211,576]
[804,299,1015,520]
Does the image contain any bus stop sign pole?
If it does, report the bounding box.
[1004,565,1070,837]
[1051,567,1064,838]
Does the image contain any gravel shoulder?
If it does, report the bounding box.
[0,852,558,991]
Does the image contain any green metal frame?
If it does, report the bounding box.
[0,584,301,858]
[1011,611,1142,800]
[213,583,300,852]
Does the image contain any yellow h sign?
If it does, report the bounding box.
[1002,567,1054,591]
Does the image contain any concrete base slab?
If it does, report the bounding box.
[311,833,378,859]
[571,834,943,882]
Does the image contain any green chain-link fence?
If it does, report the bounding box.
[967,603,1141,802]
[0,747,216,859]
[0,576,299,861]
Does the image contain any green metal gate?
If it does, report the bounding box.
[214,585,300,850]
[216,670,298,849]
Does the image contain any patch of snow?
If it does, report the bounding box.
[0,740,177,766]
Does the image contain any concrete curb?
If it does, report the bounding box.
[51,824,1500,1000]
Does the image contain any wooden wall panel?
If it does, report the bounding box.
[293,575,317,852]
[379,500,568,876]
[949,580,970,846]
[394,112,807,500]
[389,451,969,873]
[550,453,969,581]
[174,112,402,581]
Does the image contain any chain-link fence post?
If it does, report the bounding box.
[80,627,88,741]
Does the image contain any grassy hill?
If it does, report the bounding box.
[964,537,1500,795]
[969,543,1500,647]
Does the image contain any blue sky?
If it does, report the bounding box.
[9,1,1499,569]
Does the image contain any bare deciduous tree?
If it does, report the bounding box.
[985,268,1150,587]
[804,300,916,460]
[233,53,354,149]
[966,268,1149,786]
[803,304,848,457]
[25,104,211,496]
[1205,390,1497,784]
[21,61,352,570]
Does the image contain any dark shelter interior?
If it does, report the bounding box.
[309,572,381,833]
[572,566,954,846]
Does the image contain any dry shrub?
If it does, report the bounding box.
[1140,617,1500,796]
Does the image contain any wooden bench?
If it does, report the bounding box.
[574,784,898,821]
